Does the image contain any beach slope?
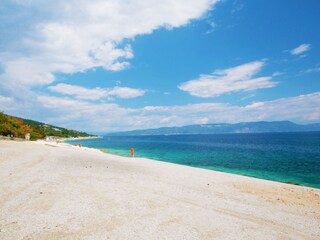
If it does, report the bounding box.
[0,141,319,239]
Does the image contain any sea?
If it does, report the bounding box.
[66,132,320,189]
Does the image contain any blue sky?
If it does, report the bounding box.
[0,0,320,132]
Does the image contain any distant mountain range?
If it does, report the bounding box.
[107,121,320,136]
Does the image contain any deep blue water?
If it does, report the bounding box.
[66,132,320,188]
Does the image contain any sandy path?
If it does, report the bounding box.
[0,141,319,239]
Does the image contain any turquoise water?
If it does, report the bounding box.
[66,132,320,188]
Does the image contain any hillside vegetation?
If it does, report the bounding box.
[0,112,94,140]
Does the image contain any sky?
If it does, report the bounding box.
[0,0,320,133]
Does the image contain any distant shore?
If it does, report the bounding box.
[63,135,102,141]
[0,140,319,239]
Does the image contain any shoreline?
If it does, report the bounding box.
[4,138,312,191]
[1,140,319,239]
[64,138,319,190]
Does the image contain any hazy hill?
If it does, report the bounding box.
[107,121,320,136]
[0,112,94,140]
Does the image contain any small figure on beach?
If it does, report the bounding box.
[130,148,134,157]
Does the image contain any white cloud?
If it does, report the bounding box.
[290,44,311,55]
[0,95,14,111]
[0,0,219,90]
[244,102,264,109]
[107,86,145,99]
[2,59,55,86]
[0,96,14,104]
[178,61,277,97]
[48,84,107,100]
[17,92,319,132]
[48,83,145,100]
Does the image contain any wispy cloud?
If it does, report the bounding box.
[178,61,277,98]
[231,1,244,14]
[48,84,145,100]
[290,44,311,55]
[205,20,217,34]
[301,65,320,74]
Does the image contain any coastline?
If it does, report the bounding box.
[65,136,320,189]
[0,140,319,239]
[61,139,317,188]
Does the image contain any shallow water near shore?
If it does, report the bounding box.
[66,132,320,188]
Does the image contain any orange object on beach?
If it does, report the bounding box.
[130,148,134,157]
